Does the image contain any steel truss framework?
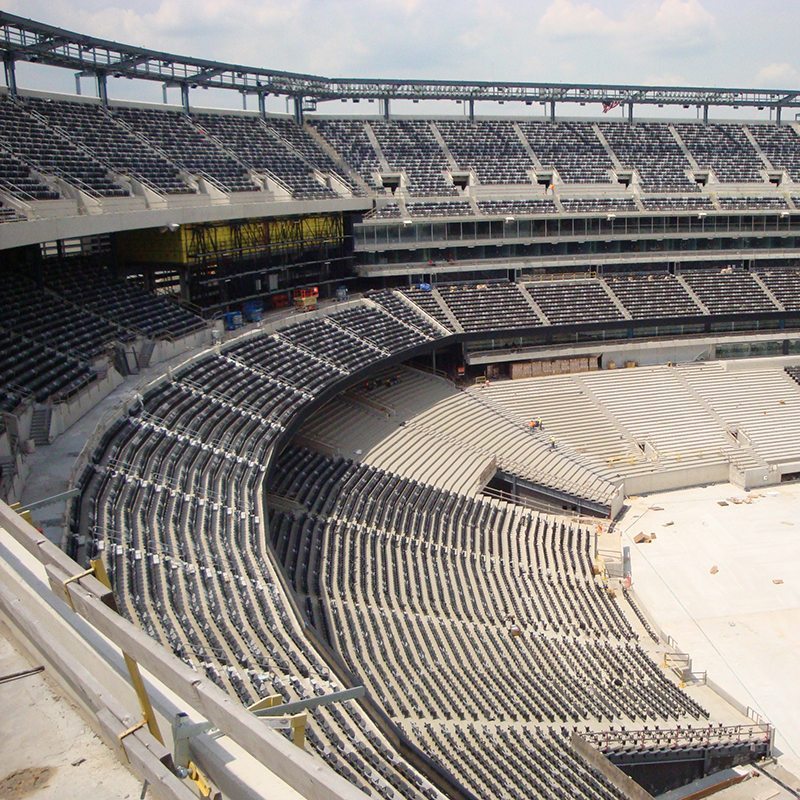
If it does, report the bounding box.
[1,12,799,122]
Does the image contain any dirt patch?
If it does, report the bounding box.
[0,766,55,799]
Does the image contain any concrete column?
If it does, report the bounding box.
[550,100,556,122]
[628,102,633,124]
[468,99,475,122]
[383,98,390,120]
[776,105,782,126]
[96,72,108,107]
[258,92,267,119]
[293,96,304,124]
[4,55,17,96]
[180,82,190,114]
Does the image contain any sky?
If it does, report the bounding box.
[5,0,800,119]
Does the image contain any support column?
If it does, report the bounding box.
[293,95,304,124]
[776,105,782,126]
[550,100,556,122]
[703,104,709,125]
[3,54,16,97]
[96,72,108,107]
[383,97,390,120]
[257,91,267,119]
[180,82,190,114]
[627,102,633,124]
[468,98,475,122]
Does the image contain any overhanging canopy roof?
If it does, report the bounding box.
[1,12,798,109]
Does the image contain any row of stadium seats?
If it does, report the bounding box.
[0,259,205,416]
[73,324,697,800]
[74,305,458,798]
[3,262,799,422]
[395,266,800,331]
[4,96,800,207]
[266,446,708,799]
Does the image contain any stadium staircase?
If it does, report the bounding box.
[428,288,464,332]
[136,339,156,370]
[29,406,51,446]
[304,124,372,195]
[674,275,710,314]
[751,272,785,310]
[671,366,770,474]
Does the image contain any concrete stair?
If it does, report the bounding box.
[675,275,710,314]
[137,339,156,369]
[29,406,51,446]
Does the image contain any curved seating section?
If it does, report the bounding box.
[267,446,708,799]
[68,291,797,798]
[74,309,460,799]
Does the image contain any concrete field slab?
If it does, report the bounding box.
[620,483,800,779]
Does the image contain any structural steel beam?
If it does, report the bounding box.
[1,12,799,112]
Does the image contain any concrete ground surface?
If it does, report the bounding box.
[620,482,800,784]
[0,622,144,800]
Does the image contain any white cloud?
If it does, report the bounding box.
[755,62,800,87]
[535,0,715,51]
[4,0,800,99]
[536,0,620,38]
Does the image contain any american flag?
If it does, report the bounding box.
[602,100,621,113]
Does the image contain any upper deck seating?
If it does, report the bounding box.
[675,124,764,183]
[521,121,614,183]
[114,107,256,193]
[28,98,191,194]
[0,96,127,197]
[370,120,456,197]
[600,122,697,192]
[437,120,532,184]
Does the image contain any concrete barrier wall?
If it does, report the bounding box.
[624,462,730,496]
[50,368,124,438]
[570,732,654,800]
[0,500,367,800]
[150,327,214,366]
